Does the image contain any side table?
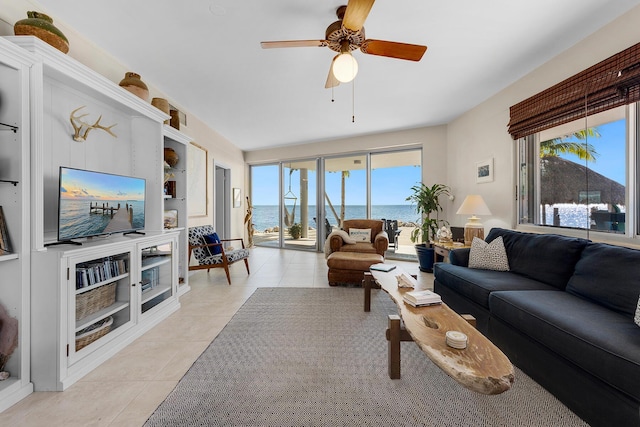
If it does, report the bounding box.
[432,241,470,264]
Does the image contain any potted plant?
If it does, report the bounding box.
[406,183,451,272]
[288,223,302,239]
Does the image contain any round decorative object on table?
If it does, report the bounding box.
[164,147,179,168]
[119,72,149,101]
[151,97,170,124]
[445,330,468,349]
[14,11,69,54]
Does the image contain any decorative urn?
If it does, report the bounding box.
[119,72,149,101]
[14,11,69,54]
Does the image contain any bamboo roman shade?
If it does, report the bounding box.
[508,42,640,140]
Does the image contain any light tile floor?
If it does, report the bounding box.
[0,247,432,427]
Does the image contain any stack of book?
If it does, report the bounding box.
[403,289,442,307]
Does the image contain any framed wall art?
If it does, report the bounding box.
[476,158,494,183]
[233,188,241,208]
[187,142,208,217]
[163,209,178,229]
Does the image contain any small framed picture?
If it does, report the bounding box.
[476,158,494,183]
[163,209,178,229]
[233,188,241,208]
[0,206,12,254]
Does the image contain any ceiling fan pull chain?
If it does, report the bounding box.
[332,85,335,102]
[352,79,355,123]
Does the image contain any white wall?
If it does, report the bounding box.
[445,4,640,238]
[0,3,246,238]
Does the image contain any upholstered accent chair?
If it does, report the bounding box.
[329,219,389,256]
[326,219,389,286]
[188,225,250,285]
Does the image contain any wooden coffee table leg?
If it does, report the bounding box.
[461,314,477,329]
[388,315,401,379]
[363,272,372,312]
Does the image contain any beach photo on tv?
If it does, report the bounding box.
[58,167,146,240]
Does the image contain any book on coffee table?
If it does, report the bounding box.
[403,289,442,307]
[370,263,396,272]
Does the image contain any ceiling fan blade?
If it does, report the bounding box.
[261,40,328,49]
[342,0,375,32]
[360,39,427,61]
[325,56,340,89]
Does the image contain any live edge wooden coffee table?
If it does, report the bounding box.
[364,267,514,395]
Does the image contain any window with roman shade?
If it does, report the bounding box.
[509,42,640,140]
[513,42,640,236]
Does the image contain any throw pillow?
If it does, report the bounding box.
[202,233,222,256]
[468,236,510,271]
[635,296,640,327]
[349,228,371,242]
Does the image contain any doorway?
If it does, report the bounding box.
[215,164,231,239]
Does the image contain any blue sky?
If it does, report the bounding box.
[60,167,145,201]
[251,164,421,205]
[559,119,625,185]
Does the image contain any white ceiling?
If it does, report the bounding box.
[34,0,640,151]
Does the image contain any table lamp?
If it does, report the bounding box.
[456,195,492,245]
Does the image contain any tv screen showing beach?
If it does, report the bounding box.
[58,167,146,240]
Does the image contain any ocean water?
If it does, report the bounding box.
[59,199,145,239]
[251,203,623,232]
[251,205,420,232]
[541,203,625,229]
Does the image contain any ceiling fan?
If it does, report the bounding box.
[260,0,427,88]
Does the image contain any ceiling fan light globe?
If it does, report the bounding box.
[332,53,358,83]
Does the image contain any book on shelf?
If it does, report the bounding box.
[403,289,442,307]
[370,263,396,272]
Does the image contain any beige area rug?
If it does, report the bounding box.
[145,288,588,427]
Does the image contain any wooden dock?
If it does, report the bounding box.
[90,202,134,233]
[103,207,134,233]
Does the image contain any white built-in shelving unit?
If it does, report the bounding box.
[0,37,34,413]
[1,35,183,393]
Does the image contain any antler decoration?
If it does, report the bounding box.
[69,106,117,142]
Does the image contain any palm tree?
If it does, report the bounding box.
[539,127,600,225]
[540,128,600,161]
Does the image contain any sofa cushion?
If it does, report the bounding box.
[485,228,589,289]
[566,242,640,318]
[433,263,558,309]
[468,236,509,271]
[449,248,470,266]
[338,242,377,254]
[489,290,640,401]
[635,297,640,327]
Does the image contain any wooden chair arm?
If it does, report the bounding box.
[220,237,246,248]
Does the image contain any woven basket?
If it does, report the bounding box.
[75,316,113,351]
[76,282,116,321]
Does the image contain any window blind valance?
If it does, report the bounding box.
[508,42,640,140]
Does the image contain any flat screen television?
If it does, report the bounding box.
[57,166,146,241]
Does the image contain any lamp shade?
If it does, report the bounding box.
[332,52,358,83]
[456,195,491,245]
[456,195,492,216]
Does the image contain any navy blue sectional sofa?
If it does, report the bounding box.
[433,228,640,427]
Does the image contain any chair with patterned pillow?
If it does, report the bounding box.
[188,225,250,285]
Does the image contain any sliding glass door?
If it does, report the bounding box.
[250,148,422,257]
[324,154,367,231]
[371,149,422,257]
[250,164,280,248]
[283,160,318,250]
